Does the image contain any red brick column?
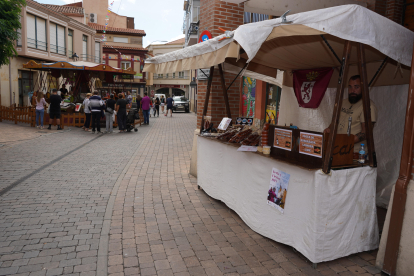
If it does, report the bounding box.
[196,0,244,129]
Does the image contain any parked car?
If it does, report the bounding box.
[172,96,190,113]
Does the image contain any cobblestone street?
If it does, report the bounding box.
[0,114,381,276]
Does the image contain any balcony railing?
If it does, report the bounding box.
[27,38,47,51]
[186,22,199,43]
[50,44,66,56]
[80,54,102,63]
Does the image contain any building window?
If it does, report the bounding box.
[94,42,100,63]
[50,23,66,55]
[27,14,47,51]
[121,61,131,69]
[172,73,176,78]
[166,73,169,79]
[158,74,163,79]
[17,16,22,46]
[82,35,87,61]
[179,71,185,78]
[113,37,128,43]
[244,12,269,24]
[68,29,73,57]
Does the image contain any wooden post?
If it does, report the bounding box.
[200,66,215,131]
[357,43,376,167]
[322,41,352,174]
[218,64,232,119]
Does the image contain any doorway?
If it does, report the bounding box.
[18,70,33,106]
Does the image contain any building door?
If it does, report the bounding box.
[18,71,33,106]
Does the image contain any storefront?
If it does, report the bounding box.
[144,5,413,265]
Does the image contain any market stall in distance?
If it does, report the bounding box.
[22,60,140,128]
[144,5,413,264]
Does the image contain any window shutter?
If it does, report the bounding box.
[68,30,73,57]
[58,25,65,55]
[82,36,87,60]
[95,42,100,63]
[50,23,56,53]
[37,17,47,51]
[27,14,36,47]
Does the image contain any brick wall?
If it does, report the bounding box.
[385,0,404,24]
[196,0,244,129]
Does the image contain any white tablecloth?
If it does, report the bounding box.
[197,137,379,263]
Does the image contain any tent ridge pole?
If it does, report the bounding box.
[322,40,352,174]
[357,43,376,167]
[218,63,232,119]
[200,66,215,131]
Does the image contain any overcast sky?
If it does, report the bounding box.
[35,0,185,47]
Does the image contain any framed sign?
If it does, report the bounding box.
[299,132,323,158]
[218,117,232,131]
[236,117,253,126]
[274,128,292,151]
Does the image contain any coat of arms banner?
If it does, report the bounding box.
[293,68,333,108]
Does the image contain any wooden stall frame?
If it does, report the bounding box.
[218,64,232,119]
[200,66,215,131]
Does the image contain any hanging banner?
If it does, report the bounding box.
[293,67,333,108]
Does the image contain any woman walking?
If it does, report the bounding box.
[105,94,116,133]
[82,93,92,131]
[160,95,165,113]
[35,91,48,129]
[115,93,128,132]
[153,97,160,117]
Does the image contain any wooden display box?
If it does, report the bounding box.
[268,125,354,169]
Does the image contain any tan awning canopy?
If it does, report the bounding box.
[144,5,414,87]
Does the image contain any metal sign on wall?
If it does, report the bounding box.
[197,69,210,80]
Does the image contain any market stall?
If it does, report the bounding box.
[22,60,141,129]
[144,5,414,263]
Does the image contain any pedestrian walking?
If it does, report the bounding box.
[165,95,174,117]
[149,98,153,117]
[154,97,160,117]
[35,91,48,129]
[115,93,128,132]
[160,95,166,113]
[105,94,116,133]
[141,92,151,125]
[89,91,104,134]
[82,93,92,131]
[47,89,62,130]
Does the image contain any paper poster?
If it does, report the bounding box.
[267,168,290,214]
[274,128,292,151]
[237,145,257,152]
[75,104,82,112]
[218,117,232,131]
[299,132,323,158]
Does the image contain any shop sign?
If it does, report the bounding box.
[267,168,290,214]
[134,73,143,79]
[299,132,323,158]
[236,117,253,126]
[155,84,183,88]
[197,69,210,80]
[274,128,292,151]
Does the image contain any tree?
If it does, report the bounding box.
[0,0,26,66]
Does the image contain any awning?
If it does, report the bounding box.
[144,5,414,87]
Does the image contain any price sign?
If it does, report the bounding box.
[299,132,323,158]
[218,117,232,131]
[274,128,292,151]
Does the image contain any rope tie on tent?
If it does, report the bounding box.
[320,35,341,64]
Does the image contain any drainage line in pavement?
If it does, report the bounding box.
[0,134,103,197]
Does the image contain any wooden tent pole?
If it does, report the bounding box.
[357,43,376,167]
[200,66,215,131]
[322,41,352,174]
[218,64,232,119]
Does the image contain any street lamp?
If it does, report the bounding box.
[190,77,197,113]
[72,53,79,62]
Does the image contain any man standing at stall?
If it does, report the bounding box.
[89,91,104,134]
[59,84,68,100]
[47,89,62,130]
[324,75,377,153]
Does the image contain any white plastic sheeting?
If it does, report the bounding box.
[198,137,379,263]
[278,85,408,208]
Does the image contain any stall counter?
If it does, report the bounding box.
[197,136,379,263]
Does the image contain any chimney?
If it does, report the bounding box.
[127,17,135,29]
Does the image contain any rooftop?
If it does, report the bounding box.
[166,37,185,45]
[103,45,148,52]
[88,23,146,36]
[42,4,84,15]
